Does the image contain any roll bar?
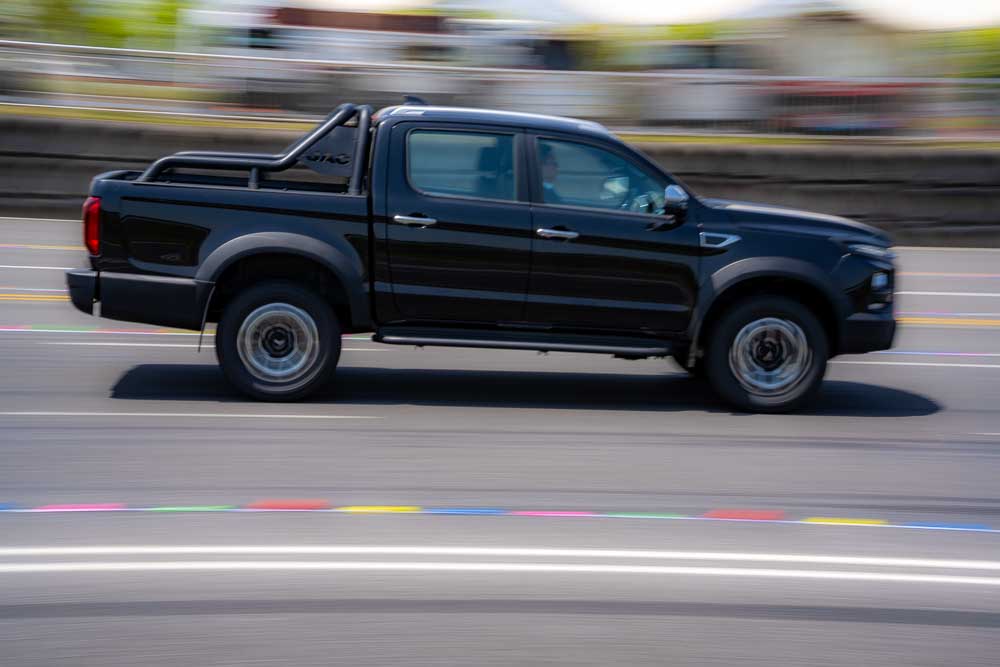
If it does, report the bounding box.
[136,103,373,195]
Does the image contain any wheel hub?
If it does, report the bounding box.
[262,326,295,358]
[753,339,784,370]
[236,303,319,383]
[729,317,811,396]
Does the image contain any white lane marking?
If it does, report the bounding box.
[0,328,203,335]
[0,560,997,585]
[897,291,1000,297]
[38,341,382,351]
[0,287,67,292]
[40,342,199,348]
[899,313,1000,318]
[0,264,74,270]
[0,411,378,420]
[896,246,1000,252]
[832,360,1000,369]
[878,351,1000,357]
[2,546,997,570]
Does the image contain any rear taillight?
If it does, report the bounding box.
[83,196,101,255]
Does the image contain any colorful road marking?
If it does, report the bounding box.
[803,517,889,526]
[703,509,786,521]
[338,506,421,513]
[245,499,332,511]
[903,522,992,531]
[33,503,125,512]
[424,508,506,515]
[148,505,237,512]
[0,503,995,533]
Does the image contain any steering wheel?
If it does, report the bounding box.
[620,190,653,214]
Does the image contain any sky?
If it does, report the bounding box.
[307,0,1000,29]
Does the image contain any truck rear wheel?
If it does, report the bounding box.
[216,281,341,401]
[705,296,827,413]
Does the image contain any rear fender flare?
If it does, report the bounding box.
[196,232,370,329]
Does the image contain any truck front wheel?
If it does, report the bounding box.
[216,281,341,401]
[704,296,828,413]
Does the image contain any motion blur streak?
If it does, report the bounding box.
[4,546,1000,569]
[3,561,1000,586]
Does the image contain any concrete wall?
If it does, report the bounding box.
[2,115,999,246]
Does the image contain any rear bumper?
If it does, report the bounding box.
[838,310,896,354]
[66,269,96,315]
[65,269,212,331]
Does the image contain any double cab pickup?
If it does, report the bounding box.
[66,100,896,412]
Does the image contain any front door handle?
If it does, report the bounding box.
[536,228,579,240]
[393,214,437,227]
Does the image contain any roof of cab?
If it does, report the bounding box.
[374,105,613,140]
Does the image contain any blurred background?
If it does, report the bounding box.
[2,0,999,133]
[3,1,999,245]
[2,1,1000,244]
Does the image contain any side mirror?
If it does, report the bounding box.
[664,184,689,210]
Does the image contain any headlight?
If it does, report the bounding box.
[848,243,895,261]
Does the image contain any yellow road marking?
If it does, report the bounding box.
[337,506,422,514]
[0,244,83,251]
[899,317,1000,327]
[0,294,70,301]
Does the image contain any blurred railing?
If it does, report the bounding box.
[1,39,999,137]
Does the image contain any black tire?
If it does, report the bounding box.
[216,281,341,401]
[685,359,706,379]
[704,296,827,413]
[672,347,705,379]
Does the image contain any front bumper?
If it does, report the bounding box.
[64,269,212,331]
[838,310,896,354]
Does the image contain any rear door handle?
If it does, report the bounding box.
[536,228,579,240]
[393,214,437,227]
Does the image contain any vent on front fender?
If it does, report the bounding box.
[699,232,741,249]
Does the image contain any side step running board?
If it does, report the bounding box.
[373,328,672,358]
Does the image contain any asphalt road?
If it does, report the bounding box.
[1,217,999,665]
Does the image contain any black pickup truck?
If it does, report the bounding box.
[66,101,895,412]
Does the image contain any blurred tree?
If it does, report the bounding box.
[664,23,721,42]
[14,0,189,48]
[954,29,1000,78]
[924,28,1000,78]
[36,0,87,43]
[146,0,186,48]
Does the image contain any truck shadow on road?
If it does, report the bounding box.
[110,364,940,417]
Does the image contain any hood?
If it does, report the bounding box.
[703,198,891,246]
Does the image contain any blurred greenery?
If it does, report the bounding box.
[6,0,189,48]
[944,29,1000,78]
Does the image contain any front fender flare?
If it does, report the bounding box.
[687,256,849,362]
